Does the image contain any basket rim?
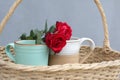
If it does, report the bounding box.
[1,46,120,72]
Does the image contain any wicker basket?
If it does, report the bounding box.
[1,0,120,80]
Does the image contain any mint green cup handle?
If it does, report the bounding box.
[5,43,15,62]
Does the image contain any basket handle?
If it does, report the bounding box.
[80,0,112,63]
[0,0,22,34]
[94,0,111,53]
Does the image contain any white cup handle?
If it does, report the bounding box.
[80,38,95,51]
[79,38,95,63]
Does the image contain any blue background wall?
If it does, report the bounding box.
[0,0,120,51]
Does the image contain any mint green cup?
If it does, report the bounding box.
[5,40,49,66]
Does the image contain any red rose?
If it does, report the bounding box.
[45,32,66,53]
[55,21,72,40]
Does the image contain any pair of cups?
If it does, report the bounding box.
[5,37,95,66]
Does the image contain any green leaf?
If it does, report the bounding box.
[48,25,56,33]
[30,29,37,40]
[30,30,35,37]
[19,33,27,40]
[33,35,37,40]
[44,20,48,33]
[36,30,44,44]
[19,27,46,44]
[26,36,33,40]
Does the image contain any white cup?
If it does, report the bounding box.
[55,37,95,55]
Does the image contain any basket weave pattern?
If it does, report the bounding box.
[1,46,120,80]
[1,0,120,80]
